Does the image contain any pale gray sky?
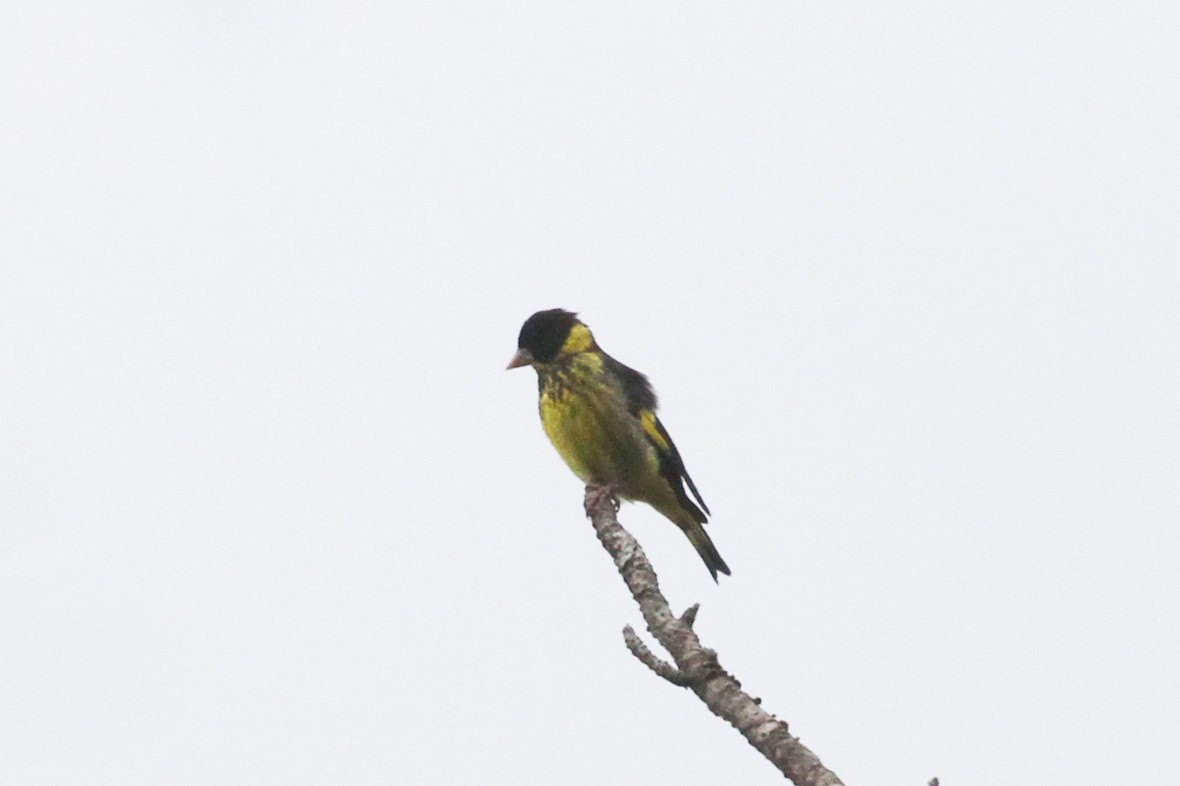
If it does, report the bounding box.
[2,3,1177,785]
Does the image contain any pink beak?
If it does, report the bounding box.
[506,348,534,370]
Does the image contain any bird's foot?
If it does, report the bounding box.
[584,483,620,516]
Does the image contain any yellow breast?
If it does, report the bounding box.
[537,356,652,489]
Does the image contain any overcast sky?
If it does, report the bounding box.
[2,3,1177,785]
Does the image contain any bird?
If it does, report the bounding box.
[507,308,730,580]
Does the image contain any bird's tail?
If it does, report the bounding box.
[681,518,730,582]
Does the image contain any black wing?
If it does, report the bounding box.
[603,354,710,517]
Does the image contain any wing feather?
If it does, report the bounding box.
[604,354,710,518]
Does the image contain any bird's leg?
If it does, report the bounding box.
[584,483,620,515]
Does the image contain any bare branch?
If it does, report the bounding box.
[585,486,845,786]
[623,625,692,686]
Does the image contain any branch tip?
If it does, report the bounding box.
[623,625,691,686]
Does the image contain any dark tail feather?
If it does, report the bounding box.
[684,521,730,582]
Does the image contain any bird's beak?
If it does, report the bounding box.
[506,348,534,370]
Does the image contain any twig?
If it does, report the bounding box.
[623,625,692,686]
[584,486,844,786]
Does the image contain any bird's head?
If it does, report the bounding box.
[507,308,596,369]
